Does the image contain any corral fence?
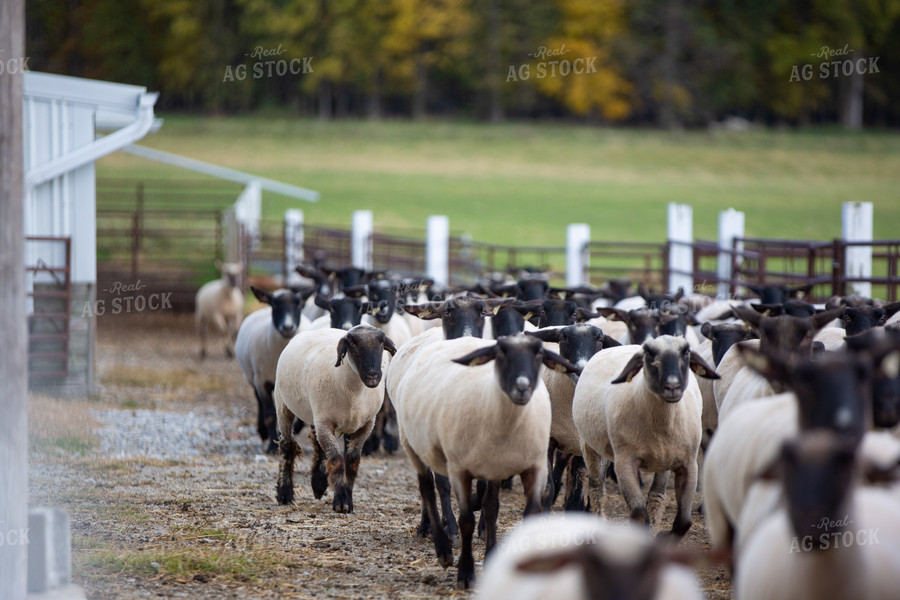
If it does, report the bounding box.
[95,180,899,311]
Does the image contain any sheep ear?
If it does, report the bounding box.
[689,352,720,379]
[600,334,621,348]
[314,293,331,310]
[251,286,273,305]
[700,322,713,341]
[732,305,763,329]
[738,344,791,384]
[516,550,581,574]
[335,338,349,367]
[404,303,444,320]
[673,287,685,302]
[452,345,498,367]
[884,301,900,319]
[611,351,644,384]
[382,335,398,356]
[574,307,601,322]
[812,307,843,331]
[751,303,781,316]
[542,349,581,374]
[527,328,562,343]
[597,307,627,322]
[484,298,515,316]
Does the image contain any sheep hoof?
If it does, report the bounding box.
[332,487,353,513]
[311,468,328,500]
[437,550,454,569]
[383,434,399,453]
[417,521,431,539]
[449,533,460,549]
[276,484,294,505]
[456,569,475,589]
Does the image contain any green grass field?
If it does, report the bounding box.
[97,116,900,247]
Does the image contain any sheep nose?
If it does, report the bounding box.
[576,359,588,369]
[662,376,682,396]
[515,376,530,391]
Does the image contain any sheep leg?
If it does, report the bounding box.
[435,473,460,547]
[252,386,267,441]
[275,402,298,505]
[210,312,229,357]
[564,455,587,512]
[403,441,453,568]
[341,420,375,513]
[616,455,649,524]
[519,464,546,517]
[647,471,671,530]
[198,318,208,359]
[670,463,697,538]
[582,445,607,516]
[314,421,355,513]
[261,381,279,454]
[449,470,476,589]
[308,427,329,500]
[481,480,501,556]
[550,447,567,505]
[380,394,399,453]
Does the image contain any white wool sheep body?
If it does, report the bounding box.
[235,287,312,453]
[813,326,848,351]
[712,339,758,410]
[573,336,716,536]
[394,334,575,588]
[273,324,395,513]
[476,514,703,600]
[194,261,244,358]
[734,432,900,600]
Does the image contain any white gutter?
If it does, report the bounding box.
[120,144,320,203]
[25,92,159,189]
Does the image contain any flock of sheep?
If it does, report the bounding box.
[193,260,900,599]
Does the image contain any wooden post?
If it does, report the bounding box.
[284,209,304,282]
[0,0,29,597]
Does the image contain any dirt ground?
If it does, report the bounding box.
[28,312,733,599]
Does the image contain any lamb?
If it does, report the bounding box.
[483,300,540,339]
[273,324,396,513]
[194,261,244,358]
[306,292,371,331]
[476,514,704,600]
[592,307,678,344]
[235,286,314,453]
[393,334,579,588]
[734,430,900,600]
[572,335,719,537]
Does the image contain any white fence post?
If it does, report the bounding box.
[235,180,261,250]
[426,215,450,286]
[717,208,745,299]
[284,209,304,283]
[566,224,591,287]
[842,201,873,298]
[352,210,373,271]
[667,203,693,293]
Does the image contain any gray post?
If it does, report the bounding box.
[667,203,693,293]
[426,216,449,286]
[352,210,373,271]
[0,0,29,598]
[566,224,591,287]
[716,208,745,299]
[842,202,873,298]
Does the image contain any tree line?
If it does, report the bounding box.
[25,0,900,128]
